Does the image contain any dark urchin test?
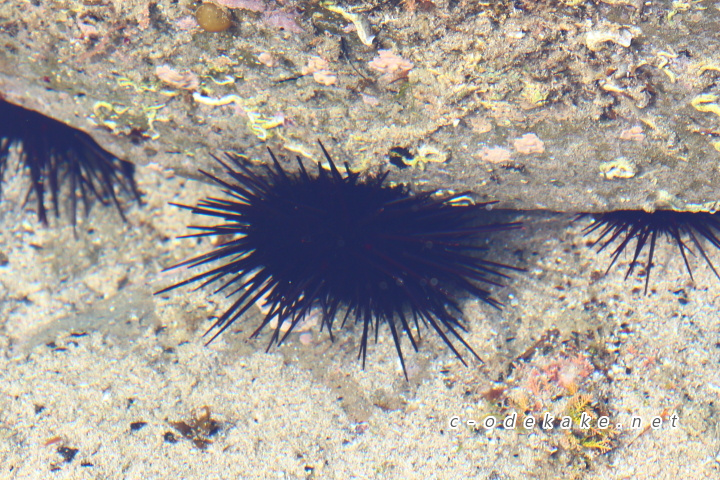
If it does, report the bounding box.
[156,144,523,376]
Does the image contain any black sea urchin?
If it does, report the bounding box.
[0,98,140,226]
[582,210,720,292]
[157,144,522,374]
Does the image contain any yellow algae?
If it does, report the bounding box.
[283,143,315,160]
[191,92,283,140]
[192,92,244,107]
[322,3,375,46]
[691,94,720,117]
[246,111,284,140]
[698,63,720,74]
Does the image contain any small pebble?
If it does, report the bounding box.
[195,3,232,33]
[130,421,147,432]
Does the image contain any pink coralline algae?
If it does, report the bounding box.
[513,133,545,155]
[213,0,266,13]
[262,10,303,33]
[368,50,414,82]
[211,0,303,33]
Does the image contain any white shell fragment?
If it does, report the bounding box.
[585,27,637,52]
[599,157,637,179]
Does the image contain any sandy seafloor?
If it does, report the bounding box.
[1,161,719,480]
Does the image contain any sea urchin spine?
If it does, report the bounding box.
[581,209,720,292]
[157,144,522,374]
[0,98,141,227]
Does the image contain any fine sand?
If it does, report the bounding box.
[1,161,719,479]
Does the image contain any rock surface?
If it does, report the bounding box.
[2,0,719,212]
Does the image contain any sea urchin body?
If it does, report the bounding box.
[582,210,720,292]
[157,145,521,374]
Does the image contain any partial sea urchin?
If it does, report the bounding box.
[0,98,141,226]
[157,144,522,374]
[581,209,720,292]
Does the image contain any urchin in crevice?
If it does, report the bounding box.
[581,210,720,293]
[156,144,523,375]
[0,98,141,227]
